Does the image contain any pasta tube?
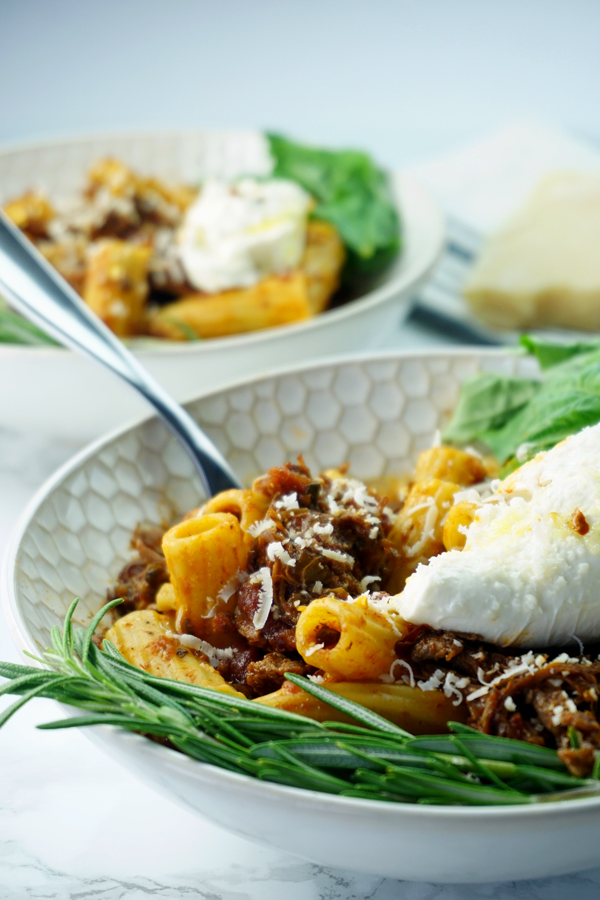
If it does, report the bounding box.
[414,446,486,486]
[3,191,55,237]
[201,488,270,538]
[384,478,460,593]
[87,157,137,198]
[256,681,466,734]
[147,272,311,340]
[155,582,177,613]
[84,239,151,336]
[443,501,477,551]
[295,596,409,680]
[39,237,88,295]
[105,610,243,696]
[302,219,345,314]
[162,512,248,637]
[86,158,196,213]
[137,176,197,214]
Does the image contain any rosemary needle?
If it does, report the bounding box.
[0,598,597,807]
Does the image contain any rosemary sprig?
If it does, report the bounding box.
[0,599,598,807]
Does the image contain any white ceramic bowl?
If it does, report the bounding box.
[9,348,600,885]
[0,130,444,442]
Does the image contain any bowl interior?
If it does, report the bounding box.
[0,129,273,201]
[8,349,538,649]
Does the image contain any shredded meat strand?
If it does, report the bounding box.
[408,628,600,776]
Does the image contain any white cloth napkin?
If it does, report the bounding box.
[405,119,600,234]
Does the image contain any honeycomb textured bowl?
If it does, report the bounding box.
[0,130,444,441]
[8,349,600,885]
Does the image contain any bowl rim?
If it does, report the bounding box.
[7,345,598,823]
[0,129,445,356]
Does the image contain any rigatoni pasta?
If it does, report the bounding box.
[147,273,311,340]
[83,240,152,337]
[256,680,465,733]
[200,488,270,540]
[105,609,243,696]
[106,447,490,737]
[162,512,248,636]
[384,478,460,593]
[295,595,408,681]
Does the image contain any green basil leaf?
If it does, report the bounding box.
[267,133,401,275]
[487,350,600,462]
[442,373,541,447]
[445,343,600,464]
[520,335,600,370]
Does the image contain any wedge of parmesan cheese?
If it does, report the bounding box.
[463,172,600,330]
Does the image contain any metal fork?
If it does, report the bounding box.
[0,210,241,497]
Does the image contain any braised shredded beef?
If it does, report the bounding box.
[220,460,396,695]
[405,627,600,776]
[108,525,169,613]
[233,460,396,651]
[246,652,310,695]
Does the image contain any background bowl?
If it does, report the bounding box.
[0,130,444,442]
[9,347,600,884]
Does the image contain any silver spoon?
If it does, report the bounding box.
[0,211,241,496]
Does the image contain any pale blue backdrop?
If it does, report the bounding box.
[2,0,599,165]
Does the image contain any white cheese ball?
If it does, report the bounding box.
[390,423,600,647]
[178,178,311,293]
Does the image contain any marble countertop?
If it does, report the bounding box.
[1,322,600,899]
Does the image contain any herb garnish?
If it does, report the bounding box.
[443,336,600,470]
[268,134,401,277]
[0,599,597,806]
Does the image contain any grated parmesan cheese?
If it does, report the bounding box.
[217,569,248,603]
[466,685,489,702]
[443,671,470,706]
[249,567,274,630]
[405,501,439,559]
[165,631,234,668]
[248,519,274,538]
[274,492,299,511]
[312,522,334,536]
[321,548,354,566]
[388,658,415,687]
[266,541,296,567]
[359,575,381,592]
[417,669,445,692]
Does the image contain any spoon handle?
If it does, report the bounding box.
[0,211,240,496]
